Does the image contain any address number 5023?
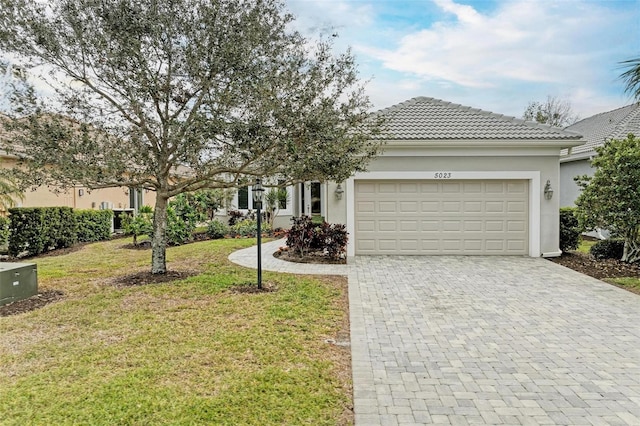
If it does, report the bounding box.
[434,172,452,179]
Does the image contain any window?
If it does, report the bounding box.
[238,186,249,209]
[277,179,288,209]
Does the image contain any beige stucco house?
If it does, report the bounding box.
[245,97,583,258]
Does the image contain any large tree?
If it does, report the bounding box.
[574,134,640,263]
[0,0,383,274]
[522,95,579,127]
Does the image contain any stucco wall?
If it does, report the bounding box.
[343,150,563,257]
[0,157,156,213]
[559,159,592,207]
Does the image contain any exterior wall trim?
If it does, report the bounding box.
[346,171,541,258]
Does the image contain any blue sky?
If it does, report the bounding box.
[286,0,640,120]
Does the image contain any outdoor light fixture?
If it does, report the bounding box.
[334,183,344,200]
[544,180,554,200]
[253,178,265,289]
[78,189,84,196]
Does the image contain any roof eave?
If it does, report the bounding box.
[379,138,585,149]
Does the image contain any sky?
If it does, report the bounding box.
[286,0,640,120]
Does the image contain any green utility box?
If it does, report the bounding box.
[0,262,38,306]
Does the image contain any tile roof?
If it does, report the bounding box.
[562,103,640,159]
[376,96,583,141]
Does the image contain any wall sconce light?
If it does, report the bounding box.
[335,183,344,200]
[544,180,554,200]
[78,189,84,196]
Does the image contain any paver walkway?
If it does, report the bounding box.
[228,238,348,276]
[229,243,640,425]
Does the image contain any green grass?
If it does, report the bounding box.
[576,238,597,254]
[0,238,351,425]
[605,277,640,292]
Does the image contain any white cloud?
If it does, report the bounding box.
[364,0,627,90]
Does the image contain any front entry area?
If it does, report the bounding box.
[354,179,529,255]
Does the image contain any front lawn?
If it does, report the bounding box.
[0,238,352,425]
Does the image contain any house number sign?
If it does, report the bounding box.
[434,172,453,179]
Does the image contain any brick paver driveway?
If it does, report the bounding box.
[349,256,640,425]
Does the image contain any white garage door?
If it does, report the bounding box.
[355,180,529,255]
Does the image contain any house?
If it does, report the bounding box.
[226,97,583,257]
[0,114,155,216]
[560,103,640,207]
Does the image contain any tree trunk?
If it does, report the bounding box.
[622,239,640,263]
[151,194,169,274]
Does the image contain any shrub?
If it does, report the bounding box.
[0,216,9,247]
[286,216,315,256]
[324,223,348,260]
[590,239,625,260]
[165,206,195,245]
[559,207,581,252]
[231,218,271,237]
[227,210,245,227]
[121,212,153,245]
[206,219,228,239]
[8,207,78,257]
[286,216,348,259]
[139,205,154,214]
[75,209,113,242]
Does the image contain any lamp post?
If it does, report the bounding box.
[253,178,265,289]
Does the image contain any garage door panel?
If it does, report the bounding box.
[357,201,375,213]
[378,201,396,213]
[464,201,482,212]
[507,201,526,212]
[378,239,398,251]
[464,221,483,232]
[421,201,440,212]
[442,201,462,212]
[485,182,505,193]
[379,183,397,193]
[399,201,418,212]
[485,201,505,213]
[507,221,526,232]
[355,179,529,255]
[463,240,483,251]
[378,220,397,232]
[443,221,462,231]
[400,220,419,231]
[442,182,462,193]
[421,220,440,231]
[399,183,418,193]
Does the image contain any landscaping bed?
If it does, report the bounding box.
[549,250,640,295]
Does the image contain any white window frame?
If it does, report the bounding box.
[231,181,293,215]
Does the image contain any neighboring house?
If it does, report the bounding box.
[560,103,640,207]
[0,115,155,215]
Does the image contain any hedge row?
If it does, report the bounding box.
[7,207,113,257]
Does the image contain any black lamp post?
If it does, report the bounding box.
[253,178,265,289]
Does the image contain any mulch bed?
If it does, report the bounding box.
[548,251,640,279]
[0,290,65,317]
[107,270,199,288]
[273,250,346,265]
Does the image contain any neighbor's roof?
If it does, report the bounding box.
[561,103,640,160]
[376,96,583,142]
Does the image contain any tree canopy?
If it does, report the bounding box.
[0,0,383,273]
[522,95,579,128]
[574,134,640,263]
